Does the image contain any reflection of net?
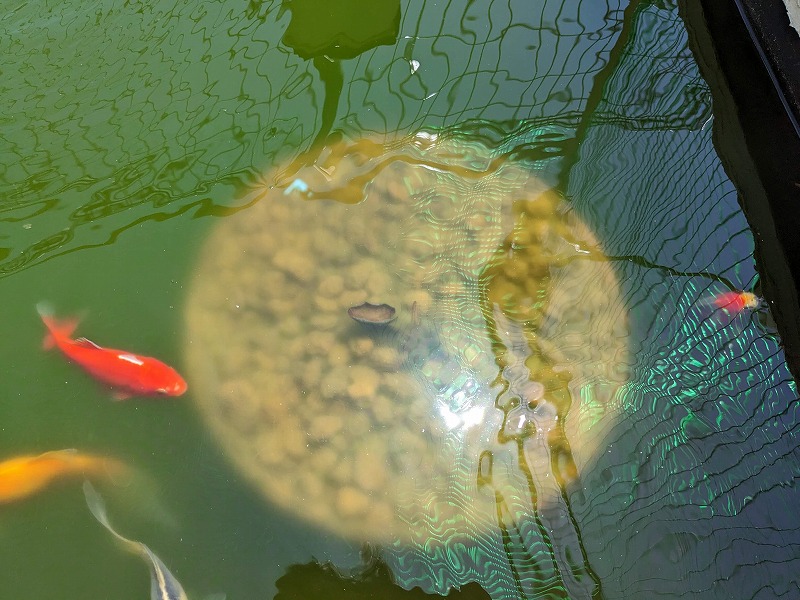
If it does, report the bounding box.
[558,4,800,600]
[384,163,628,599]
[0,0,626,275]
[7,0,800,598]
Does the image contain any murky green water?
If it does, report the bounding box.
[2,0,800,598]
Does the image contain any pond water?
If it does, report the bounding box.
[2,0,799,599]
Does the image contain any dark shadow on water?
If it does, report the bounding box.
[274,546,491,600]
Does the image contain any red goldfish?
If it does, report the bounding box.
[712,290,761,314]
[38,304,188,400]
[0,449,127,504]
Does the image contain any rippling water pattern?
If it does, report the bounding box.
[2,0,800,599]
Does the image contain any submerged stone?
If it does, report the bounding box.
[347,302,397,325]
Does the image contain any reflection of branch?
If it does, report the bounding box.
[310,56,344,151]
[491,486,553,600]
[558,0,645,192]
[554,250,740,290]
[489,304,605,597]
[0,195,247,277]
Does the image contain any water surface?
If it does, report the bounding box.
[1,1,799,599]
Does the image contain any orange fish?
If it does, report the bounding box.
[0,449,127,504]
[712,290,761,314]
[38,304,188,400]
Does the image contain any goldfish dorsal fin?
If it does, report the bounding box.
[31,448,78,466]
[74,337,103,349]
[40,448,78,459]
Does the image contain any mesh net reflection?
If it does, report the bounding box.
[6,0,800,597]
[186,2,800,599]
[185,2,800,598]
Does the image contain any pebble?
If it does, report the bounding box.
[370,395,395,426]
[299,358,324,389]
[369,346,401,370]
[310,446,338,472]
[336,486,371,517]
[272,248,315,282]
[346,258,378,289]
[318,273,345,297]
[320,370,348,399]
[367,502,395,529]
[255,431,284,466]
[330,458,353,484]
[354,450,388,492]
[346,365,381,401]
[281,427,308,458]
[314,295,339,313]
[349,337,374,357]
[309,414,344,440]
[327,344,349,366]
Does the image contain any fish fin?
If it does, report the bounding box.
[30,448,78,465]
[37,303,80,350]
[83,481,140,551]
[83,481,119,537]
[84,483,189,600]
[42,448,79,457]
[35,301,54,318]
[93,457,131,486]
[74,337,103,349]
[14,449,78,476]
[111,390,134,401]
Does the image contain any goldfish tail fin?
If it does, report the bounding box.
[83,481,135,548]
[35,301,55,319]
[36,302,79,350]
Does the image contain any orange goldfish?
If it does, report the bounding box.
[712,290,761,314]
[38,304,188,400]
[0,449,127,504]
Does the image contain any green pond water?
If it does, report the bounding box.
[2,0,800,599]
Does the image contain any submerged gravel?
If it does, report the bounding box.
[185,133,628,542]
